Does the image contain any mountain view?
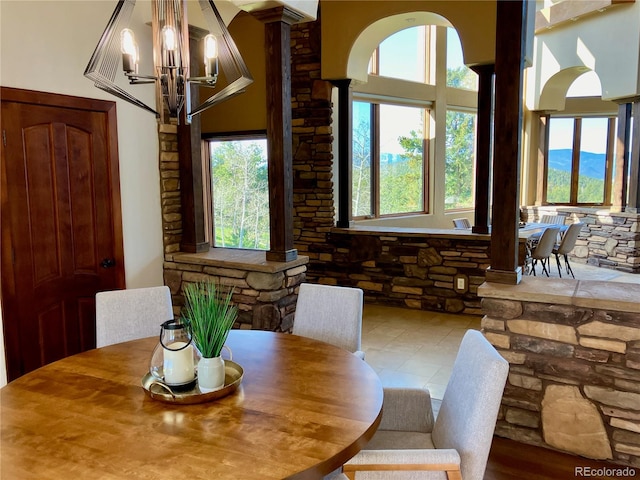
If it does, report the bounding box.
[546,149,606,203]
[548,149,605,179]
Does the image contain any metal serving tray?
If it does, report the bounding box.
[141,360,243,405]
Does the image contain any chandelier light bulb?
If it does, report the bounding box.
[121,29,137,55]
[120,28,138,73]
[162,26,177,51]
[204,34,218,79]
[161,25,178,68]
[204,34,218,60]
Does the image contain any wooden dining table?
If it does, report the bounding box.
[1,330,383,479]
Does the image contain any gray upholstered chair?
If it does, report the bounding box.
[553,222,584,278]
[334,329,509,480]
[96,286,174,347]
[293,283,365,359]
[526,226,560,276]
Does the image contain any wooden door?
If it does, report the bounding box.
[1,87,125,381]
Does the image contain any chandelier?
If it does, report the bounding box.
[84,0,253,123]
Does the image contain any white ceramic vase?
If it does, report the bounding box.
[197,356,225,393]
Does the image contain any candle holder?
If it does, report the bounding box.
[149,319,199,390]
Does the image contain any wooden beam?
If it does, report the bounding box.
[333,79,353,228]
[612,103,632,211]
[628,101,640,212]
[486,0,528,284]
[471,64,494,235]
[252,7,302,262]
[178,26,210,253]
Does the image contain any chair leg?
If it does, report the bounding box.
[564,254,575,279]
[540,258,550,277]
[531,259,537,276]
[555,253,562,278]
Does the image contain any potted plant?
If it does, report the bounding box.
[182,281,238,392]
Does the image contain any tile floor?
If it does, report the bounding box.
[361,262,640,402]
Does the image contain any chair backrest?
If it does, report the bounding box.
[531,226,560,260]
[452,218,471,229]
[541,214,565,225]
[556,222,583,255]
[96,286,173,347]
[432,330,509,480]
[293,283,363,354]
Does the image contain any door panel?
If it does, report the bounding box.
[1,87,125,381]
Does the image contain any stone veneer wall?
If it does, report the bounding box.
[479,278,640,468]
[291,14,337,270]
[524,207,640,273]
[311,228,495,315]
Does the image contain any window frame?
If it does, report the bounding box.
[202,130,270,250]
[351,98,431,219]
[541,114,616,206]
[351,24,478,222]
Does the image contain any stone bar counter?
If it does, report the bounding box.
[479,277,640,468]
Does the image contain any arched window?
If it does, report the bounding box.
[352,25,478,219]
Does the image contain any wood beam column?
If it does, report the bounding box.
[535,115,549,206]
[253,7,302,262]
[178,26,210,253]
[332,79,353,228]
[628,101,640,213]
[486,0,529,284]
[471,64,494,235]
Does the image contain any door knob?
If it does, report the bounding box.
[100,258,116,268]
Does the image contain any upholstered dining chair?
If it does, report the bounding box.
[526,226,560,277]
[293,283,365,359]
[452,218,471,229]
[329,329,508,480]
[95,285,174,347]
[553,222,584,278]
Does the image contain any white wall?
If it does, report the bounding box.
[526,2,640,109]
[0,1,166,384]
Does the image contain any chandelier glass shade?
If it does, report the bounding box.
[84,0,253,122]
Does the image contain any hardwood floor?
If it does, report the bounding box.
[485,436,637,480]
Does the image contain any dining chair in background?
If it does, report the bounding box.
[540,213,566,225]
[293,283,365,359]
[332,329,508,480]
[452,218,471,229]
[526,226,560,277]
[553,222,584,278]
[96,285,173,347]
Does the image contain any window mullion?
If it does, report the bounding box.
[570,118,582,204]
[372,103,380,217]
[603,117,616,206]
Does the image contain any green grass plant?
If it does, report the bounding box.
[182,281,237,358]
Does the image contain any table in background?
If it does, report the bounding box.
[1,330,383,480]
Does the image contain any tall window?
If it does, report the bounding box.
[352,101,428,218]
[208,136,270,250]
[446,27,477,91]
[445,110,477,209]
[544,116,615,205]
[353,25,477,220]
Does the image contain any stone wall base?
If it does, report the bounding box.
[479,278,640,468]
[164,249,309,332]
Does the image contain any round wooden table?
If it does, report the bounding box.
[1,330,383,479]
